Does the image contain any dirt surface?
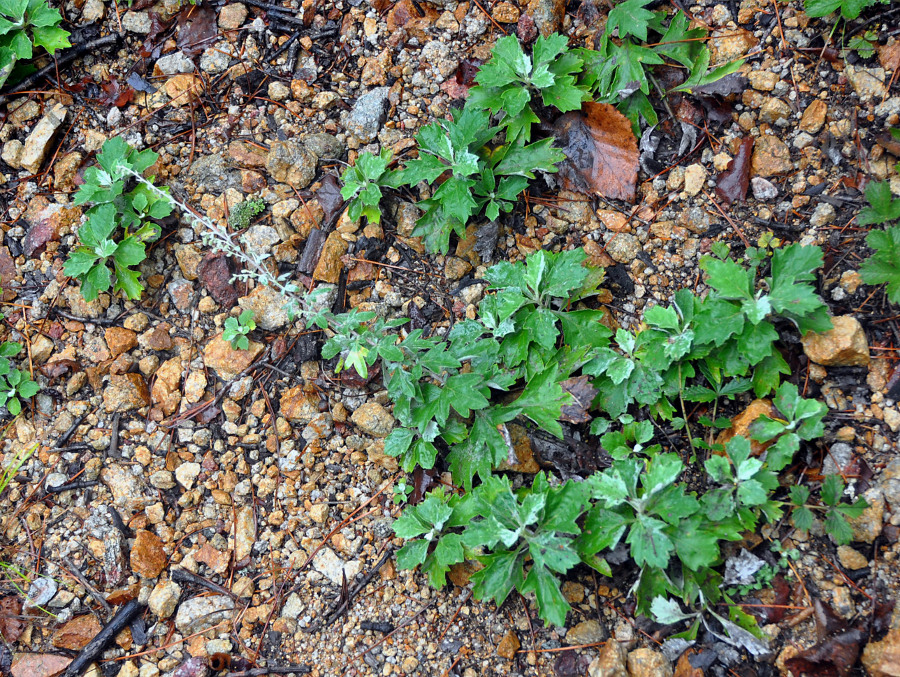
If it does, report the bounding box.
[0,0,899,676]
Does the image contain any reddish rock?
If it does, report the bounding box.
[229,140,268,167]
[51,614,102,650]
[140,325,174,352]
[312,231,349,283]
[103,373,151,413]
[131,530,167,578]
[279,385,322,424]
[203,335,263,380]
[11,654,72,677]
[105,327,138,358]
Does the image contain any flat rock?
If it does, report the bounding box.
[51,614,101,650]
[279,385,321,424]
[203,334,264,380]
[526,0,564,36]
[606,233,641,263]
[131,530,167,578]
[174,595,235,634]
[627,648,673,677]
[350,402,395,437]
[20,103,67,173]
[345,87,390,143]
[566,619,607,645]
[497,630,520,659]
[149,580,181,618]
[103,373,150,412]
[751,135,792,177]
[863,628,900,677]
[801,315,870,367]
[589,640,628,677]
[101,465,148,508]
[799,99,827,134]
[237,285,289,331]
[266,140,317,187]
[312,231,349,283]
[845,65,887,100]
[11,653,72,677]
[312,547,361,586]
[175,462,201,490]
[188,153,241,193]
[836,545,868,570]
[105,327,138,358]
[234,506,255,562]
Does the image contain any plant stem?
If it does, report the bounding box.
[678,364,697,458]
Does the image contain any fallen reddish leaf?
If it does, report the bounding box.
[785,599,866,677]
[197,252,238,307]
[339,363,380,387]
[553,102,639,202]
[316,174,345,227]
[10,653,72,677]
[40,359,81,382]
[715,137,754,206]
[51,614,101,650]
[176,5,217,57]
[559,375,598,424]
[877,42,900,71]
[99,77,135,108]
[0,247,16,301]
[0,596,25,642]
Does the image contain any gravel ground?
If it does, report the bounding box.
[0,0,899,676]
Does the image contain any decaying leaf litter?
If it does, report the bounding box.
[0,0,899,675]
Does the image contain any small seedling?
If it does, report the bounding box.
[64,138,173,301]
[223,309,256,350]
[392,477,413,505]
[340,149,395,225]
[0,341,38,416]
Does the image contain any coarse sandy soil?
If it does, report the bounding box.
[0,0,899,676]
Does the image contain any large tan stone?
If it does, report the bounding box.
[802,316,870,367]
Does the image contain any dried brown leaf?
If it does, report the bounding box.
[176,5,217,57]
[553,102,639,202]
[715,137,754,206]
[0,596,24,642]
[559,375,598,424]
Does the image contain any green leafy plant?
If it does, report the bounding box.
[577,8,743,132]
[787,475,867,545]
[289,241,845,628]
[467,33,588,142]
[222,309,256,351]
[396,475,589,626]
[0,341,39,416]
[0,0,71,89]
[392,477,414,505]
[858,181,900,303]
[392,106,562,253]
[804,0,884,20]
[340,149,395,224]
[228,198,266,230]
[64,138,173,301]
